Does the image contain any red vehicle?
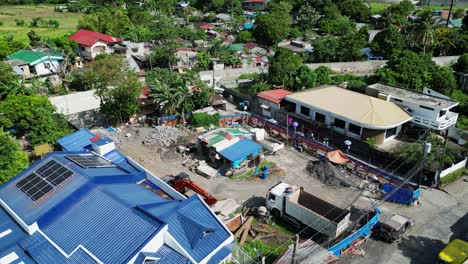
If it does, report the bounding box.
[163,173,218,206]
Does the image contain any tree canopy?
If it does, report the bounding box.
[0,131,29,185]
[253,2,292,46]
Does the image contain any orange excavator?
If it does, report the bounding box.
[163,173,218,206]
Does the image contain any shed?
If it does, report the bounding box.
[219,138,262,168]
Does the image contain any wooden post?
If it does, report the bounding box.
[291,234,299,264]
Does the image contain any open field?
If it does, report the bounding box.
[368,2,464,14]
[0,5,82,43]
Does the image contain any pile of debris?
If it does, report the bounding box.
[143,125,190,147]
[306,160,354,188]
[182,158,218,179]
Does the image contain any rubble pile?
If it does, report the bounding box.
[143,125,190,147]
[306,160,354,187]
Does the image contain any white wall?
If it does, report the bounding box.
[388,97,447,120]
[33,60,60,76]
[440,157,467,178]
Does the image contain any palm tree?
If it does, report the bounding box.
[412,10,437,54]
[151,79,179,117]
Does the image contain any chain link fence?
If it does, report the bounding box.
[228,243,258,264]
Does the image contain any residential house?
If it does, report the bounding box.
[49,90,103,129]
[0,129,233,264]
[283,85,413,144]
[7,49,63,85]
[68,29,122,59]
[174,48,198,70]
[242,0,267,11]
[197,128,262,170]
[361,47,383,61]
[256,89,292,119]
[278,39,313,54]
[366,83,459,131]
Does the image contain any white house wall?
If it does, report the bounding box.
[33,60,60,76]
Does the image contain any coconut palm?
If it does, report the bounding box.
[411,10,437,54]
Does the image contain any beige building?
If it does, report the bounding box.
[283,85,413,144]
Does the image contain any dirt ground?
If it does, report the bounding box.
[109,126,362,208]
[99,125,468,264]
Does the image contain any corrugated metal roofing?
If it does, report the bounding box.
[219,138,262,162]
[0,208,28,251]
[38,184,161,264]
[207,245,232,264]
[102,183,168,207]
[164,195,231,262]
[57,128,94,151]
[152,244,192,264]
[0,245,36,264]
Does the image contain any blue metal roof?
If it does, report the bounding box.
[163,195,231,262]
[136,244,191,264]
[0,130,233,264]
[207,244,233,264]
[38,183,161,264]
[57,128,94,151]
[219,138,262,162]
[93,137,113,146]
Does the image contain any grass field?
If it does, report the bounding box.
[368,2,464,14]
[0,5,82,44]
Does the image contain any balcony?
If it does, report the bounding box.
[411,111,458,130]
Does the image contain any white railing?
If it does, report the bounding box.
[440,157,467,178]
[411,112,458,130]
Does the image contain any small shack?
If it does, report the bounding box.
[219,138,262,168]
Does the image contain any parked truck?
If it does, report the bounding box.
[266,182,351,238]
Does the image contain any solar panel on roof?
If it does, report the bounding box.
[16,173,54,201]
[16,160,74,201]
[37,160,74,186]
[65,154,116,168]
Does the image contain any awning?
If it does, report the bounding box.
[260,104,270,110]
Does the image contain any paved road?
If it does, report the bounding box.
[342,177,468,264]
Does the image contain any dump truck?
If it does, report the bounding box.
[438,239,468,264]
[266,182,351,238]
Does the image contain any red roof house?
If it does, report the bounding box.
[197,23,215,30]
[68,30,122,59]
[257,89,292,104]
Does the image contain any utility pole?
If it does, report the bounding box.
[446,0,455,27]
[286,111,289,144]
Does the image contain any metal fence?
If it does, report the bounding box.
[228,243,257,264]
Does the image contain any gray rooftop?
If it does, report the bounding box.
[367,83,458,109]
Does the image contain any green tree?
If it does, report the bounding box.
[429,66,457,95]
[337,0,371,22]
[315,66,332,85]
[253,2,292,46]
[0,131,28,184]
[77,8,131,36]
[454,53,468,73]
[408,10,437,54]
[0,34,25,60]
[268,48,302,88]
[294,65,316,90]
[248,82,270,95]
[149,44,177,69]
[319,15,355,36]
[0,95,71,144]
[196,51,212,71]
[238,31,253,43]
[296,2,320,31]
[371,25,406,58]
[0,62,23,97]
[100,71,142,125]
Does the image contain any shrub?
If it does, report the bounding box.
[439,168,467,186]
[191,113,219,128]
[15,19,25,26]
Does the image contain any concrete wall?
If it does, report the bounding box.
[199,56,460,81]
[440,158,467,178]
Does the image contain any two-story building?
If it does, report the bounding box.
[283,85,413,145]
[68,29,122,59]
[7,49,63,85]
[366,83,459,131]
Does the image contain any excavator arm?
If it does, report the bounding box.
[173,178,218,206]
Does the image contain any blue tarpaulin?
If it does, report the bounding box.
[219,139,261,167]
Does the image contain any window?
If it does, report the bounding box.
[300,106,310,116]
[393,98,403,103]
[439,110,447,118]
[315,112,326,123]
[44,62,51,69]
[348,123,361,135]
[386,127,397,138]
[420,105,434,111]
[334,118,345,129]
[268,193,276,201]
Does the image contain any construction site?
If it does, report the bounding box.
[89,115,467,264]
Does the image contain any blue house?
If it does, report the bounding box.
[219,138,262,168]
[0,129,233,264]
